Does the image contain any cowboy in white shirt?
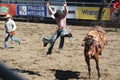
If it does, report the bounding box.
[4,14,20,49]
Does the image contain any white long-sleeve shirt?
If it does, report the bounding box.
[5,18,16,32]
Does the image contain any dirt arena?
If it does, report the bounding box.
[0,21,120,80]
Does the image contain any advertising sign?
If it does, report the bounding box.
[0,4,16,16]
[67,6,77,19]
[46,6,77,19]
[17,4,46,17]
[77,7,110,20]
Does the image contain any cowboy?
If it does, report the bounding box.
[42,1,72,55]
[4,14,20,49]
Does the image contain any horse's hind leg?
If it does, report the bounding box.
[85,58,91,80]
[95,57,101,80]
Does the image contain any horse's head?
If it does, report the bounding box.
[84,35,96,56]
[84,36,104,57]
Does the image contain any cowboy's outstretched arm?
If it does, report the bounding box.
[62,2,68,17]
[60,2,68,18]
[64,2,67,12]
[46,2,55,15]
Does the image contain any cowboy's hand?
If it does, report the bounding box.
[63,2,67,7]
[9,31,14,36]
[46,1,50,7]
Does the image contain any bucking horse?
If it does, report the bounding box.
[82,25,107,80]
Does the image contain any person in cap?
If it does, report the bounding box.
[4,14,20,49]
[112,0,120,21]
[42,1,72,55]
[113,0,120,9]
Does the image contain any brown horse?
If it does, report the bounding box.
[83,26,107,80]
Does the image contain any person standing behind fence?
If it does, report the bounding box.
[42,1,72,55]
[4,14,20,49]
[113,0,120,9]
[111,0,120,22]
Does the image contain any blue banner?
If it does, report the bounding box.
[16,4,46,17]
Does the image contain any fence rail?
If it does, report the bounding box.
[0,1,116,28]
[0,0,113,6]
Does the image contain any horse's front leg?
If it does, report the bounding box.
[85,58,91,80]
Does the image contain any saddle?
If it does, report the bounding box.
[88,26,107,46]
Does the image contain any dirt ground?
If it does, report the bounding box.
[0,21,120,80]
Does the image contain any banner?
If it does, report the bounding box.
[0,4,16,16]
[16,4,46,17]
[46,6,77,19]
[77,7,110,20]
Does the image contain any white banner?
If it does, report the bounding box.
[46,6,77,19]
